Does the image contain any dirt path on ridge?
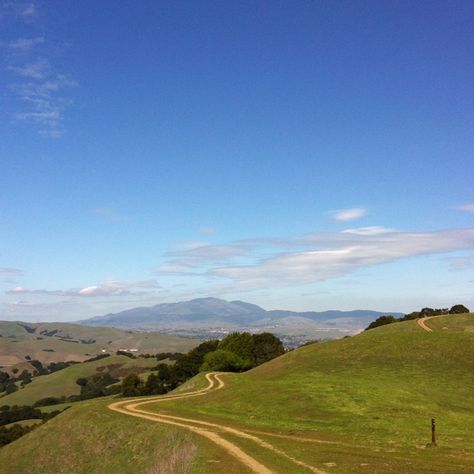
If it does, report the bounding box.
[416,315,442,332]
[108,372,326,474]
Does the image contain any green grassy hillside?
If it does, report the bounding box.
[0,397,247,474]
[1,314,473,473]
[171,315,474,439]
[144,314,474,472]
[0,321,196,366]
[0,355,157,407]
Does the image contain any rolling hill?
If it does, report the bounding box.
[81,297,403,344]
[0,354,158,407]
[0,321,197,366]
[1,314,473,473]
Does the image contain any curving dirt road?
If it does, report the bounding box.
[416,315,440,332]
[109,372,326,474]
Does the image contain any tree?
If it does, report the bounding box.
[251,333,285,365]
[419,307,448,317]
[200,349,249,372]
[365,315,398,331]
[144,373,166,395]
[400,311,420,321]
[121,374,143,397]
[219,332,254,365]
[174,340,219,379]
[449,304,470,314]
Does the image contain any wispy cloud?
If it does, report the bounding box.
[6,279,160,298]
[159,243,252,274]
[8,57,49,78]
[1,2,39,22]
[3,36,45,51]
[445,256,474,272]
[342,226,396,235]
[332,208,368,222]
[210,228,474,287]
[90,208,129,222]
[197,226,215,234]
[156,227,474,291]
[2,3,76,137]
[456,204,474,213]
[17,2,38,21]
[0,267,23,276]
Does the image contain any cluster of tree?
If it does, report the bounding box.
[116,350,136,358]
[84,353,110,362]
[75,373,121,400]
[0,404,63,447]
[0,371,19,394]
[0,423,34,447]
[120,332,285,398]
[365,304,470,330]
[140,352,183,361]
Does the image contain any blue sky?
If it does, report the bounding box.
[1,1,474,321]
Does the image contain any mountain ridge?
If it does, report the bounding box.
[80,298,403,344]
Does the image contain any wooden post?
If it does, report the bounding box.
[431,418,436,446]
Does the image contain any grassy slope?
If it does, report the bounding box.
[0,397,251,474]
[1,314,473,473]
[0,321,196,366]
[146,314,474,472]
[3,419,43,429]
[0,355,157,406]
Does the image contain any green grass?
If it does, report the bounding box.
[0,355,157,407]
[145,314,474,472]
[0,321,197,366]
[3,419,43,429]
[0,397,252,474]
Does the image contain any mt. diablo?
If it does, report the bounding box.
[81,298,402,345]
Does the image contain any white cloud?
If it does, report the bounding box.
[0,267,23,276]
[198,226,215,234]
[210,228,474,287]
[332,208,368,222]
[2,3,77,138]
[9,57,49,79]
[164,243,251,269]
[18,2,37,21]
[4,37,45,51]
[456,204,474,213]
[90,208,128,222]
[445,256,474,272]
[342,226,396,235]
[5,280,160,298]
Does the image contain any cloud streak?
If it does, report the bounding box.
[157,227,474,291]
[0,267,23,276]
[3,36,45,51]
[90,208,129,222]
[332,208,368,222]
[456,204,474,213]
[211,228,474,287]
[3,4,76,137]
[6,280,160,298]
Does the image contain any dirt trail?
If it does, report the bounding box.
[109,372,326,474]
[416,315,441,332]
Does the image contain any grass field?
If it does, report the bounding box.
[141,314,474,472]
[0,355,158,407]
[1,314,473,473]
[0,321,197,366]
[0,397,251,474]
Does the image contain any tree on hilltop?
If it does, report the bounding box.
[449,304,470,314]
[365,315,397,331]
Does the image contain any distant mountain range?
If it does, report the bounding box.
[80,298,403,346]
